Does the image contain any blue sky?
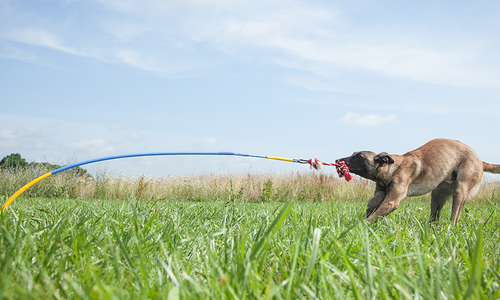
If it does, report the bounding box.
[1,0,500,177]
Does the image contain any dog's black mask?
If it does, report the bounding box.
[336,151,394,181]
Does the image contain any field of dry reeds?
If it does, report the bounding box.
[1,165,499,204]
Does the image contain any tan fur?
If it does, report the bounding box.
[337,139,500,225]
[483,162,500,174]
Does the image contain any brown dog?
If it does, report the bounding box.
[336,139,500,225]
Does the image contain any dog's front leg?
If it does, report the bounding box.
[365,185,386,217]
[366,184,407,223]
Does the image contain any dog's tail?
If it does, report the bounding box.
[483,162,500,174]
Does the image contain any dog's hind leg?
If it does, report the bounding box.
[450,170,482,226]
[430,181,454,222]
[450,184,470,226]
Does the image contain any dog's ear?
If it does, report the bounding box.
[374,153,394,165]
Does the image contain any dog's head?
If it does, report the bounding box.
[336,151,394,181]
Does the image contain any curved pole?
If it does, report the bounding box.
[1,151,307,212]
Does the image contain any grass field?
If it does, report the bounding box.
[1,192,500,299]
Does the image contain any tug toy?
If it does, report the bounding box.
[1,151,352,211]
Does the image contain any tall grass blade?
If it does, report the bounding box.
[286,233,302,298]
[304,228,321,282]
[463,226,484,299]
[249,200,293,260]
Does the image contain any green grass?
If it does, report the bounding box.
[1,196,500,299]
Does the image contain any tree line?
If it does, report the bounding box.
[0,153,88,175]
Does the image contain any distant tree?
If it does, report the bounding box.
[0,153,88,175]
[0,153,28,169]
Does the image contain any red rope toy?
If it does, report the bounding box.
[307,158,353,182]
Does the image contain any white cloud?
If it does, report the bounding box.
[283,75,355,94]
[0,28,95,58]
[114,49,159,72]
[0,127,50,149]
[31,141,52,151]
[109,123,123,131]
[150,114,167,124]
[102,21,143,42]
[0,129,16,140]
[273,40,481,87]
[337,112,398,126]
[65,139,117,155]
[1,0,499,88]
[0,40,37,61]
[94,0,247,14]
[127,131,143,141]
[166,1,500,88]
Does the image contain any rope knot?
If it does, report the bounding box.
[307,158,323,170]
[306,158,353,182]
[335,161,353,182]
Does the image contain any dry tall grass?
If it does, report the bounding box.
[91,172,375,202]
[1,165,499,203]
